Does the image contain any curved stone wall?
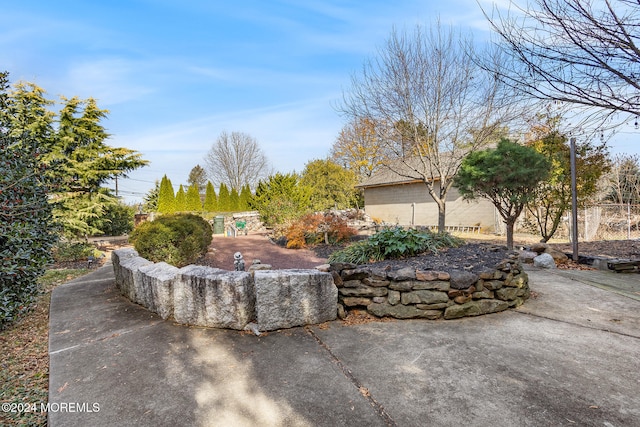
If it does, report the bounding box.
[328,252,530,320]
[111,248,530,331]
[111,248,337,331]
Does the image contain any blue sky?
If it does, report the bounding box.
[3,0,638,204]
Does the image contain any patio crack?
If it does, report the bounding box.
[514,310,640,340]
[305,327,397,427]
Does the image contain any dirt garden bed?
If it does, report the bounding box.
[201,233,639,271]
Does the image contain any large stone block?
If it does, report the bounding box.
[111,248,140,290]
[173,265,255,330]
[139,262,179,319]
[254,269,337,331]
[116,255,153,304]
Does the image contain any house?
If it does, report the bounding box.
[356,163,499,232]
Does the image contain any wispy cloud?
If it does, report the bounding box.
[63,58,155,105]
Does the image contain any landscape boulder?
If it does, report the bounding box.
[533,253,556,269]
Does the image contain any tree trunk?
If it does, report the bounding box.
[425,182,447,233]
[437,199,446,233]
[505,217,516,250]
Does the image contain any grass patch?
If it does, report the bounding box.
[0,268,88,427]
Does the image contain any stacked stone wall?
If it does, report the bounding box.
[329,253,530,320]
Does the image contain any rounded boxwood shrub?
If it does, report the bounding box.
[130,213,212,267]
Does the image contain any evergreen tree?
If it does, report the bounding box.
[229,187,240,211]
[187,164,208,195]
[218,183,230,211]
[143,180,159,212]
[49,96,147,236]
[251,173,312,226]
[455,139,550,249]
[175,185,186,212]
[203,181,218,212]
[0,71,57,328]
[185,183,202,211]
[157,175,175,213]
[5,81,55,152]
[239,184,252,211]
[2,78,146,238]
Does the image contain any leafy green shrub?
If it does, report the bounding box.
[328,226,464,264]
[89,202,136,236]
[129,213,212,267]
[51,241,96,262]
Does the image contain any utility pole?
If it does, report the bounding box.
[570,137,578,261]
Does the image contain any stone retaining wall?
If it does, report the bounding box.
[112,249,530,331]
[111,248,336,331]
[328,252,530,320]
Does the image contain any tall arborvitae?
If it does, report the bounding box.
[185,183,202,211]
[175,184,186,212]
[157,175,175,213]
[203,181,217,212]
[239,184,252,211]
[229,187,240,211]
[218,183,230,212]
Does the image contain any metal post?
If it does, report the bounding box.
[628,202,632,239]
[570,137,579,261]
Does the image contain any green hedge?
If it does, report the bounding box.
[130,214,212,267]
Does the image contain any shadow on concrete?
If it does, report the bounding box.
[48,264,640,426]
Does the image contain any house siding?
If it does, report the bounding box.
[363,181,497,231]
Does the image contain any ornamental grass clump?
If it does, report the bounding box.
[328,226,464,265]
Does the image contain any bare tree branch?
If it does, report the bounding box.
[483,0,640,126]
[204,131,271,191]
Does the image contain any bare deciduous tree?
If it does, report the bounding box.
[484,0,640,126]
[205,131,271,191]
[340,22,515,231]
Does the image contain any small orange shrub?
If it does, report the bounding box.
[285,212,357,249]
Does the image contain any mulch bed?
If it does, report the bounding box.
[548,240,640,260]
[365,243,512,273]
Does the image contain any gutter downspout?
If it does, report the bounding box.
[411,203,415,226]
